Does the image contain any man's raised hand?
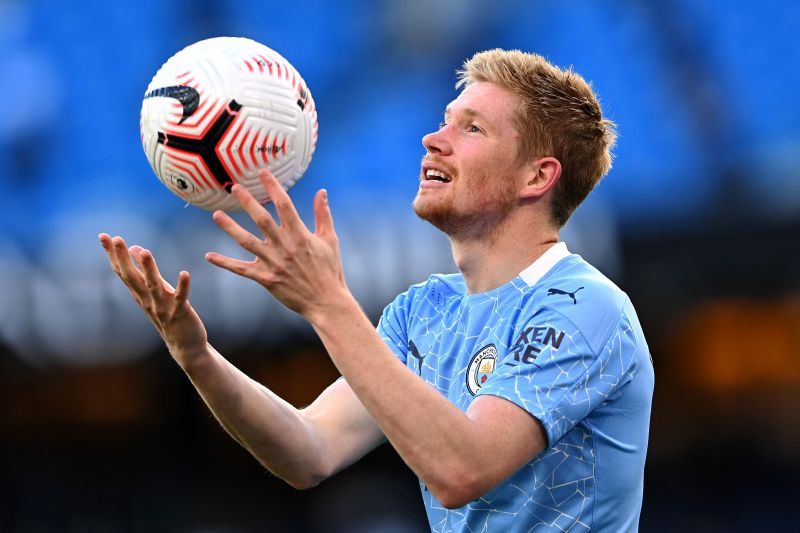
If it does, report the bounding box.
[205,168,349,322]
[99,233,208,365]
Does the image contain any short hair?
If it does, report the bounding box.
[457,49,617,228]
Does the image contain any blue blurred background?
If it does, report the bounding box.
[1,0,799,530]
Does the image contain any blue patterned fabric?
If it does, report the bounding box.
[377,243,654,532]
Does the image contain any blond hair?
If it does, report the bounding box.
[457,49,617,228]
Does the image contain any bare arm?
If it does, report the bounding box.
[99,233,384,488]
[183,344,384,488]
[310,300,547,507]
[206,171,548,508]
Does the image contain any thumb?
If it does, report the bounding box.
[313,189,335,238]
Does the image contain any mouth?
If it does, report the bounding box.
[421,162,453,183]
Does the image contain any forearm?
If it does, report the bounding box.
[308,297,492,502]
[178,343,330,488]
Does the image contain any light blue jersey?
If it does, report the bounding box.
[377,243,654,532]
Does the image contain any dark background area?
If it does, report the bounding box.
[1,0,799,530]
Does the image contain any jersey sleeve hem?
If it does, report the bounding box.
[477,302,633,448]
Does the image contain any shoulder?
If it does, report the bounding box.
[522,255,630,354]
[394,272,465,305]
[383,272,465,314]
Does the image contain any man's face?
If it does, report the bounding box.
[413,81,527,240]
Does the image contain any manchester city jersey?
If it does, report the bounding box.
[377,242,654,532]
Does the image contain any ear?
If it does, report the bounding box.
[519,157,562,200]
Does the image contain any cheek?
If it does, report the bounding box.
[456,146,516,199]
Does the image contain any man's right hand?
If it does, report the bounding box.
[99,233,208,367]
[99,233,384,488]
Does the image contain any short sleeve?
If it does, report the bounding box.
[376,290,410,364]
[477,306,638,447]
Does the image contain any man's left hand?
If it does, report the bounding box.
[206,169,349,321]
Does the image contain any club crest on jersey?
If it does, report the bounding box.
[466,344,497,396]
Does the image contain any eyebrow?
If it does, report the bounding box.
[444,106,492,124]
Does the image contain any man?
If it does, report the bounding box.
[100,49,653,532]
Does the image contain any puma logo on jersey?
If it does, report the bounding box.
[408,340,426,376]
[547,286,584,304]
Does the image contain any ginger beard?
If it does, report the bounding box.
[412,163,519,242]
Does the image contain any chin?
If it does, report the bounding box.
[413,198,476,239]
[413,195,514,241]
[413,194,448,222]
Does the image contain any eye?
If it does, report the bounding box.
[438,121,448,130]
[468,124,482,133]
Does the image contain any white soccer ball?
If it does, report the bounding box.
[140,37,317,211]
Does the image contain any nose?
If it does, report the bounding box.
[422,126,452,155]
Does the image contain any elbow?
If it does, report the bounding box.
[285,474,324,491]
[436,489,480,510]
[437,493,473,511]
[429,469,487,510]
[260,460,331,491]
[280,467,330,491]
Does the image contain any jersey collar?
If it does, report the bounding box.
[518,242,571,287]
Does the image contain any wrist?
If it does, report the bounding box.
[304,288,362,331]
[170,341,215,375]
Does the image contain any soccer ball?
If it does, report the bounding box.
[140,37,317,211]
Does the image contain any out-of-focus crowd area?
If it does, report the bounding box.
[1,0,799,530]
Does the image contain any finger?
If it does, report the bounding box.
[99,233,113,250]
[212,209,275,262]
[128,244,155,282]
[258,169,305,234]
[99,234,144,304]
[137,248,171,300]
[229,184,282,243]
[111,236,148,298]
[99,233,122,273]
[128,245,146,267]
[129,248,177,293]
[313,189,336,238]
[205,252,259,279]
[173,271,191,310]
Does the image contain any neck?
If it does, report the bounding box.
[449,211,559,294]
